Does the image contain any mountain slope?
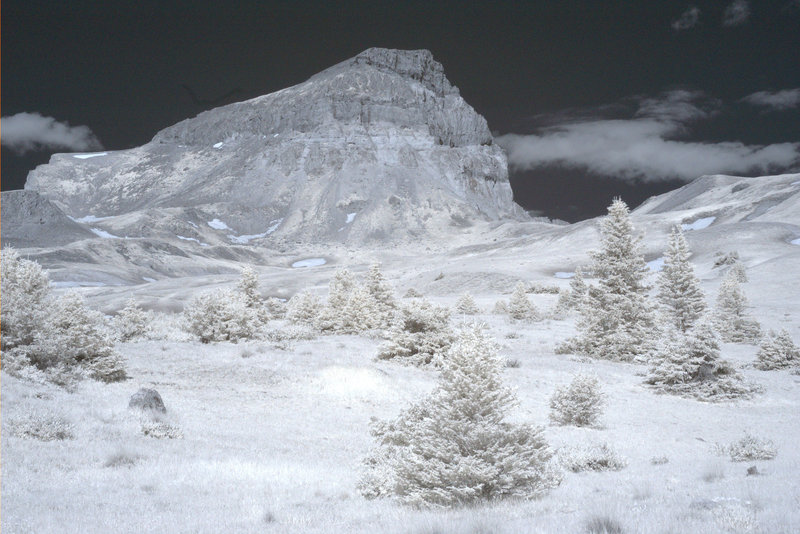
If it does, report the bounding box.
[24,48,523,246]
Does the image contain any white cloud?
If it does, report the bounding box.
[1,112,103,155]
[742,89,800,110]
[496,90,800,183]
[722,0,751,26]
[672,6,701,31]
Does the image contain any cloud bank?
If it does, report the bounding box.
[496,90,799,182]
[742,88,800,110]
[722,0,751,26]
[672,6,701,31]
[1,112,103,155]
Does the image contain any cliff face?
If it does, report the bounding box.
[25,48,524,246]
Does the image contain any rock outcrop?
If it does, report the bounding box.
[24,48,524,246]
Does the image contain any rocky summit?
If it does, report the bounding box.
[22,48,524,247]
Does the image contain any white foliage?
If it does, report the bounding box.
[657,226,706,332]
[507,282,540,321]
[549,374,605,427]
[183,288,266,343]
[113,298,153,341]
[237,265,261,308]
[454,292,480,315]
[316,267,397,334]
[361,325,561,507]
[558,443,627,472]
[755,329,799,370]
[713,271,761,343]
[724,433,778,462]
[1,248,51,351]
[376,299,455,367]
[565,199,654,362]
[553,267,588,317]
[286,290,322,326]
[645,318,755,401]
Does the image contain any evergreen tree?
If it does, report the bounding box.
[568,199,654,361]
[364,263,397,330]
[377,299,455,367]
[361,325,561,507]
[454,292,480,315]
[657,226,706,332]
[755,329,799,370]
[286,290,322,326]
[552,267,588,317]
[237,266,261,308]
[1,248,51,351]
[549,374,605,427]
[645,317,754,401]
[713,271,761,343]
[507,282,540,321]
[317,269,357,332]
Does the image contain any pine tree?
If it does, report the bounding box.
[552,267,588,317]
[569,199,654,361]
[364,264,397,330]
[377,299,455,367]
[454,292,480,315]
[286,290,321,326]
[549,374,605,427]
[657,226,706,332]
[507,282,540,321]
[237,266,261,308]
[361,325,561,507]
[317,269,357,332]
[714,271,760,343]
[183,289,264,343]
[645,317,754,401]
[755,329,799,370]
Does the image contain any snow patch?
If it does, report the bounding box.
[554,272,575,279]
[681,216,716,231]
[266,218,283,235]
[177,235,209,247]
[90,228,119,239]
[346,212,357,224]
[142,277,157,283]
[292,258,326,268]
[72,152,108,159]
[647,257,665,272]
[213,142,223,149]
[187,221,198,228]
[207,219,231,231]
[792,181,800,186]
[790,238,800,246]
[228,232,267,244]
[70,214,112,224]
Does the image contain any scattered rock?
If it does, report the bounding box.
[128,388,166,413]
[746,465,759,476]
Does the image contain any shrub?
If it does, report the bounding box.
[755,329,799,370]
[403,288,423,298]
[264,297,288,319]
[1,248,50,351]
[585,515,625,534]
[454,292,480,315]
[507,282,541,322]
[376,299,455,367]
[183,288,265,343]
[113,298,153,341]
[549,374,605,427]
[286,290,322,326]
[34,291,126,382]
[713,271,760,343]
[724,433,777,462]
[8,411,75,441]
[237,265,261,307]
[645,318,756,401]
[361,325,561,507]
[559,443,627,472]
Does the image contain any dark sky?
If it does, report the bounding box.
[3,0,799,221]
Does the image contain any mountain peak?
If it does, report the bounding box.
[24,48,522,247]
